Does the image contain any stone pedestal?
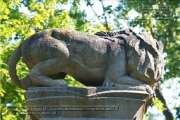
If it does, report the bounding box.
[25,85,150,120]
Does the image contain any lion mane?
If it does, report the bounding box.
[95,28,164,85]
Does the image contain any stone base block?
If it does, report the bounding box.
[25,86,150,120]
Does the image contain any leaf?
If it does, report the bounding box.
[3,114,17,120]
[64,74,85,87]
[4,8,10,15]
[0,86,5,97]
[153,98,166,112]
[3,15,8,19]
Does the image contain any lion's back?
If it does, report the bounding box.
[21,29,69,67]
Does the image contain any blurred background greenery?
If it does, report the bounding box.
[0,0,179,119]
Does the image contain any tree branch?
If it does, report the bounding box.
[100,0,110,31]
[154,82,174,120]
[88,2,104,25]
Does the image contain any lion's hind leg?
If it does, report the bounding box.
[29,58,68,87]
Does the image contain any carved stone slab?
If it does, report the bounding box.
[25,86,150,120]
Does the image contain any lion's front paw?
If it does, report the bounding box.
[143,84,155,98]
[102,80,115,87]
[51,79,68,87]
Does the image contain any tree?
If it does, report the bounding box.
[1,0,179,119]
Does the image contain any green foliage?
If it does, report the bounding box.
[64,75,85,87]
[1,43,26,119]
[153,98,165,112]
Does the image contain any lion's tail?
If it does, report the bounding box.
[8,44,25,89]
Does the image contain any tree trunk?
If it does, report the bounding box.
[154,82,174,120]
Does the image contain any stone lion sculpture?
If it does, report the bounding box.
[8,28,164,95]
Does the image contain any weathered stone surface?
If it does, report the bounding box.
[25,86,150,120]
[8,28,164,93]
[8,28,164,119]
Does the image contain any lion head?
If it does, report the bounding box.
[95,28,164,85]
